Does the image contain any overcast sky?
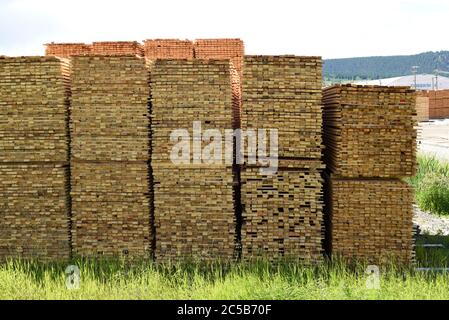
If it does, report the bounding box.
[0,0,447,59]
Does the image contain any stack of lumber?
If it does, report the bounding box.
[415,94,429,122]
[150,59,236,261]
[240,55,324,262]
[91,41,144,56]
[45,43,91,57]
[241,161,324,262]
[242,55,323,159]
[322,84,417,264]
[322,85,417,178]
[324,176,414,264]
[194,39,244,81]
[70,55,151,258]
[46,41,143,57]
[143,39,194,59]
[0,56,71,261]
[422,89,449,119]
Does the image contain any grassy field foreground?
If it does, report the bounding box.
[1,258,449,300]
[1,156,448,300]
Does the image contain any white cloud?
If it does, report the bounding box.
[0,0,447,58]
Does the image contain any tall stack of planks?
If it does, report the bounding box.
[70,56,151,258]
[240,56,324,262]
[0,56,71,261]
[150,59,236,261]
[415,93,429,122]
[323,84,417,264]
[193,39,244,130]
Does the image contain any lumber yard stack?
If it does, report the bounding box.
[0,56,71,261]
[323,84,417,264]
[91,41,143,56]
[143,39,194,59]
[415,93,429,122]
[150,59,237,261]
[46,42,143,57]
[240,55,324,262]
[45,43,92,57]
[194,39,244,82]
[194,39,244,130]
[70,55,151,258]
[421,89,449,119]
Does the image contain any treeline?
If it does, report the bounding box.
[324,51,449,80]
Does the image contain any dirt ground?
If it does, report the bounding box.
[418,118,449,161]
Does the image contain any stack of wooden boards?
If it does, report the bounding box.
[0,56,71,261]
[143,39,194,59]
[45,43,92,57]
[421,89,449,119]
[150,59,236,261]
[415,93,429,122]
[240,56,324,262]
[70,56,151,258]
[46,42,143,57]
[194,39,244,82]
[323,84,417,264]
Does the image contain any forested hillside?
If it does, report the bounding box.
[324,51,449,80]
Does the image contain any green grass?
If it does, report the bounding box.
[408,155,449,215]
[1,257,449,300]
[2,156,449,300]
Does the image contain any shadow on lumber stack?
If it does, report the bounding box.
[69,55,151,259]
[240,55,324,263]
[150,59,237,262]
[322,84,417,265]
[0,56,71,261]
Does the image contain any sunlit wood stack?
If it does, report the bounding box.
[150,59,236,261]
[422,89,449,119]
[45,43,92,57]
[242,55,323,159]
[194,39,244,81]
[46,41,143,57]
[240,55,324,262]
[91,41,144,56]
[322,84,417,264]
[70,55,151,258]
[323,84,417,178]
[324,176,414,264]
[241,161,324,262]
[143,39,194,60]
[0,56,71,261]
[415,94,429,122]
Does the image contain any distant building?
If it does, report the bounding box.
[354,74,449,90]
